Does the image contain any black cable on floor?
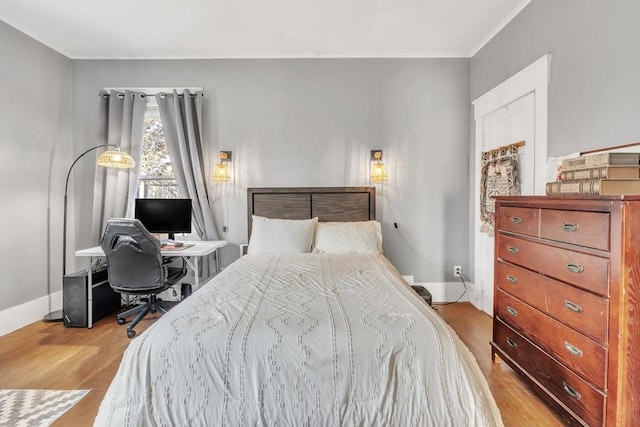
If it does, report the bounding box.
[434,272,468,306]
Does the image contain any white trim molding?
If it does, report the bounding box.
[473,53,551,196]
[470,0,532,57]
[0,291,62,336]
[473,54,551,118]
[471,53,551,313]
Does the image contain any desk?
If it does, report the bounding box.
[76,240,227,289]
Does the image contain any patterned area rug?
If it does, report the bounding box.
[0,389,90,427]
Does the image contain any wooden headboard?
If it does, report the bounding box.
[247,187,376,237]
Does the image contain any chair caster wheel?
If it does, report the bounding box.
[181,283,192,300]
[117,318,126,325]
[127,330,136,338]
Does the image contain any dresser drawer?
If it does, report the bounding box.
[498,206,539,237]
[496,290,607,390]
[496,261,609,343]
[540,209,610,251]
[497,234,610,296]
[494,319,605,427]
[494,196,640,427]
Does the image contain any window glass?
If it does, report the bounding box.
[138,107,180,198]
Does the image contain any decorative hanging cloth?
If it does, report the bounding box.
[480,143,522,236]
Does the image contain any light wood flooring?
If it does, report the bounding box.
[0,302,565,426]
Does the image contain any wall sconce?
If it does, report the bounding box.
[213,151,232,182]
[370,150,388,183]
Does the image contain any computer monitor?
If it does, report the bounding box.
[134,198,192,240]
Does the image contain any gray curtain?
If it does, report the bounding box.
[156,90,219,274]
[92,90,147,242]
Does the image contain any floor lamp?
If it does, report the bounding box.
[43,145,135,322]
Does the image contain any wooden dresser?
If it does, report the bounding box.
[491,195,639,426]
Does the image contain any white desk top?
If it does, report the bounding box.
[76,240,227,257]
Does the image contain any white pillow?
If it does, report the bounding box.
[247,216,318,254]
[313,221,383,255]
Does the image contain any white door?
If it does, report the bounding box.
[483,94,535,194]
[472,54,551,316]
[478,93,535,314]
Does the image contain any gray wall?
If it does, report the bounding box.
[71,59,471,282]
[471,0,640,155]
[6,0,636,313]
[467,0,640,282]
[0,21,471,313]
[0,21,72,310]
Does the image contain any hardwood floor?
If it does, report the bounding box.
[434,303,565,426]
[0,303,565,426]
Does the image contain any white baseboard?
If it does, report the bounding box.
[0,291,62,337]
[414,281,474,304]
[401,275,415,284]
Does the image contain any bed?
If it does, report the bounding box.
[94,187,503,426]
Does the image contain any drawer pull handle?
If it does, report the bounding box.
[562,381,581,401]
[505,338,517,349]
[506,275,518,284]
[564,341,583,358]
[507,246,519,254]
[511,216,523,224]
[564,300,584,313]
[506,306,518,317]
[562,222,580,232]
[565,263,584,274]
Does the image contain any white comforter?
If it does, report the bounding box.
[95,254,502,426]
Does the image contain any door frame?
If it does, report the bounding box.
[471,54,551,313]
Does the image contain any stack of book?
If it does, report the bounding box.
[545,152,640,195]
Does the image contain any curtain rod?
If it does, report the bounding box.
[100,91,203,99]
[100,87,204,98]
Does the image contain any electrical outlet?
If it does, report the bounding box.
[453,265,462,277]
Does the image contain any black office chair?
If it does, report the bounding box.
[101,218,186,338]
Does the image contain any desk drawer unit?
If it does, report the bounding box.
[491,196,640,427]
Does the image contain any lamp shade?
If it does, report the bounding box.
[370,161,388,182]
[212,162,231,182]
[213,151,232,182]
[97,150,135,168]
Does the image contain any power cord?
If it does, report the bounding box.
[382,191,468,305]
[392,221,450,273]
[222,181,229,239]
[383,192,452,274]
[434,272,468,306]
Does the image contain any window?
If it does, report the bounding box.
[138,105,180,198]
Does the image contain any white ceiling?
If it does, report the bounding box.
[0,0,530,59]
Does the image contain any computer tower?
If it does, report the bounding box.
[63,267,121,328]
